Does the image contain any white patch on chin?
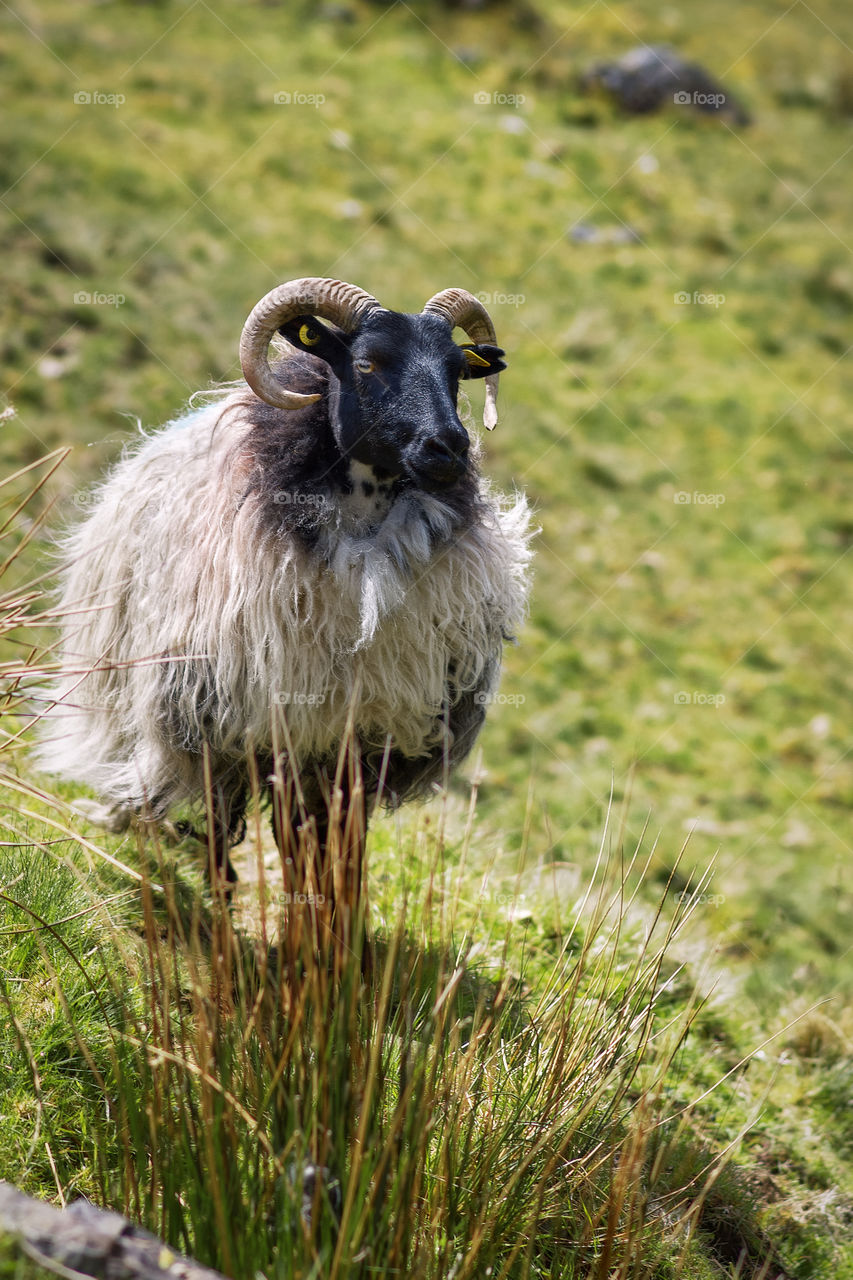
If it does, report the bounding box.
[315,475,464,649]
[340,460,395,532]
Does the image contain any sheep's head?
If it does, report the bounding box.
[239,278,506,492]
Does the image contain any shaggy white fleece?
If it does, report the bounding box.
[36,393,534,820]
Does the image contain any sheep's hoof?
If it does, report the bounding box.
[69,799,133,833]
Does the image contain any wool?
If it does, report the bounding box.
[37,388,534,825]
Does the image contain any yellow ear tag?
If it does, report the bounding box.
[462,346,491,369]
[299,323,321,347]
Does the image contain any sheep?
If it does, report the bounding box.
[37,277,534,901]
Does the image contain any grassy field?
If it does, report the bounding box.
[2,0,853,1275]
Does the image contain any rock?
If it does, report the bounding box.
[0,1182,227,1280]
[568,221,641,245]
[582,45,751,125]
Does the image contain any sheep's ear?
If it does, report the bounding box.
[460,343,507,379]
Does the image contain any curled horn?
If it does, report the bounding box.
[422,288,501,429]
[240,277,382,410]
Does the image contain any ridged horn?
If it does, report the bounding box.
[240,277,382,410]
[422,288,501,429]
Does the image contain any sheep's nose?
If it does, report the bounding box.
[416,433,469,488]
[423,435,468,464]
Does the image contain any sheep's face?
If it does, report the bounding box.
[280,311,505,492]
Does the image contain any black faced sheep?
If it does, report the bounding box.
[37,278,534,898]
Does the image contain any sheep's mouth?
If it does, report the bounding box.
[406,461,466,493]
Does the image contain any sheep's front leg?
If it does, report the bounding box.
[268,744,367,949]
[312,747,367,931]
[198,769,249,892]
[206,806,240,889]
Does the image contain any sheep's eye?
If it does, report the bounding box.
[355,357,375,374]
[299,323,321,347]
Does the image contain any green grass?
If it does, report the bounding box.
[2,0,853,1274]
[0,789,782,1279]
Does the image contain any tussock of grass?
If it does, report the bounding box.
[0,447,69,743]
[3,799,745,1280]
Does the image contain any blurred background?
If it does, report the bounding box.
[2,0,853,1249]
